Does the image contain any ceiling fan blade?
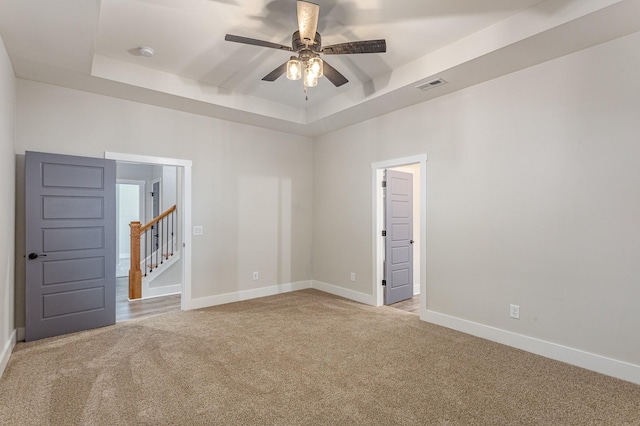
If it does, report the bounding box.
[322,39,387,55]
[225,34,293,51]
[262,62,288,82]
[322,60,348,87]
[297,1,319,45]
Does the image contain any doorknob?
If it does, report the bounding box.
[28,253,46,260]
[409,240,414,244]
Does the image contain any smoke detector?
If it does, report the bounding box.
[138,46,155,57]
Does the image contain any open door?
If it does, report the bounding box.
[25,151,116,341]
[384,169,414,305]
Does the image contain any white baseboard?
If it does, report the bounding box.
[0,330,17,379]
[184,281,312,310]
[141,284,182,300]
[183,280,375,311]
[423,310,640,385]
[311,280,376,306]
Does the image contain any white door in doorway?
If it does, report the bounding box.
[116,181,145,278]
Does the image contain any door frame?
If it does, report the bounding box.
[371,154,427,318]
[105,152,193,311]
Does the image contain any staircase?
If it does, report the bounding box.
[129,205,180,300]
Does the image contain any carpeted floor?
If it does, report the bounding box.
[1,289,639,425]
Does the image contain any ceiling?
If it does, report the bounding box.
[1,0,639,137]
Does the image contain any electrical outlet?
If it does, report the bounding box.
[252,271,259,281]
[510,304,520,319]
[193,226,203,235]
[350,272,356,282]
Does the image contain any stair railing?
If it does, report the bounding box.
[129,205,177,299]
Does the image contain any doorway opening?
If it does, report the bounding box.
[372,154,427,318]
[105,152,193,317]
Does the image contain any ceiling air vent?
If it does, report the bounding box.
[415,78,447,91]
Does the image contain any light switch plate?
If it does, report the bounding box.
[510,304,520,319]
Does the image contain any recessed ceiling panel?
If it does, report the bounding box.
[94,0,545,109]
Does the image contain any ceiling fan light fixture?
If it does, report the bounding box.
[225,0,386,95]
[303,66,318,87]
[287,57,302,80]
[308,56,323,78]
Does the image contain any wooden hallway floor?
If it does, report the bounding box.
[116,277,181,322]
[388,294,420,314]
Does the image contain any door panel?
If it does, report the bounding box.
[42,162,105,188]
[391,269,410,288]
[43,227,104,252]
[25,151,116,341]
[384,169,414,305]
[43,257,105,285]
[43,196,104,219]
[43,287,105,318]
[392,246,410,263]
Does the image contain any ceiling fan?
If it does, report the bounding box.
[224,0,386,93]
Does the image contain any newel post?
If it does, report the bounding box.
[129,221,142,300]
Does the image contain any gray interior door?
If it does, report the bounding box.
[152,180,160,218]
[25,151,116,341]
[384,169,414,305]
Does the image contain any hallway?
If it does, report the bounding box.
[388,295,419,314]
[116,276,180,322]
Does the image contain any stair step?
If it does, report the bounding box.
[143,253,173,267]
[146,254,176,269]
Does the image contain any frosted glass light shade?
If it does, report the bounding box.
[287,58,302,80]
[304,67,318,87]
[308,57,323,78]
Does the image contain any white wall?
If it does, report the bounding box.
[14,80,314,326]
[0,34,16,377]
[313,32,640,369]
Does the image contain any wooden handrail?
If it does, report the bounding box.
[140,205,177,233]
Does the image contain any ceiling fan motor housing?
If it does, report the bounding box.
[292,30,321,52]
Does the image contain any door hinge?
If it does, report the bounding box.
[382,181,387,188]
[381,230,386,237]
[382,280,386,286]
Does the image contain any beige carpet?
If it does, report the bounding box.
[1,289,639,425]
